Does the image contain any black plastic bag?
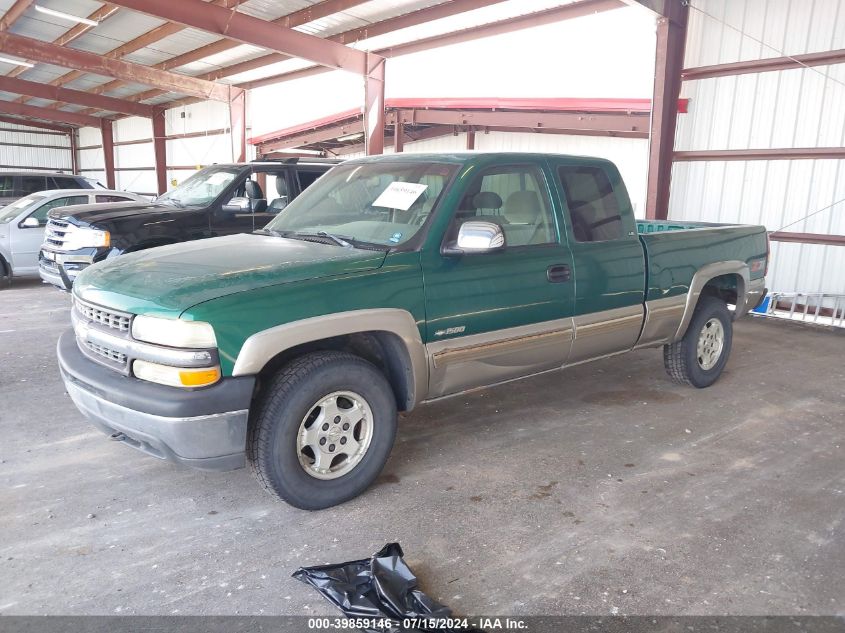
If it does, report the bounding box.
[293,542,481,632]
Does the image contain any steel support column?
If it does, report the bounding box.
[645,0,688,220]
[229,88,247,162]
[69,129,78,175]
[100,119,116,189]
[152,108,167,195]
[466,130,476,149]
[364,54,386,155]
[394,118,404,153]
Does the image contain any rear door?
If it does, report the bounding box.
[422,161,576,398]
[548,159,645,365]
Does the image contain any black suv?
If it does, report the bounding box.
[39,158,340,290]
[0,171,103,208]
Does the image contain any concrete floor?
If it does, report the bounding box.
[1,277,843,617]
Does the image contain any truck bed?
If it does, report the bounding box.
[635,219,769,302]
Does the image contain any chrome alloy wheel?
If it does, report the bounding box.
[696,318,725,370]
[296,391,373,480]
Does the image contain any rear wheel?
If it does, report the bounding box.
[663,295,733,388]
[247,351,397,510]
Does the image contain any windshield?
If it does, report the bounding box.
[0,193,47,223]
[157,166,239,207]
[265,161,457,247]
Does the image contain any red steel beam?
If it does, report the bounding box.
[645,0,688,220]
[10,4,120,88]
[683,48,845,82]
[769,232,845,247]
[0,100,102,128]
[67,0,245,108]
[199,0,511,82]
[259,120,365,153]
[239,0,623,90]
[0,75,153,117]
[152,108,168,195]
[156,0,371,73]
[101,120,116,189]
[0,0,34,31]
[106,0,374,74]
[0,113,72,132]
[396,109,650,135]
[674,147,845,161]
[0,32,235,102]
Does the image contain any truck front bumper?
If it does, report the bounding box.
[58,329,255,471]
[39,250,93,290]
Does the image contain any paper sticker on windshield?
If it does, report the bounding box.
[372,182,427,211]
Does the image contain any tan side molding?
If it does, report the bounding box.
[232,309,428,407]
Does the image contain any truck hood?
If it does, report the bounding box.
[73,233,388,315]
[51,201,193,226]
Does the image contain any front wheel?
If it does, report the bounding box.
[663,295,733,388]
[247,351,397,510]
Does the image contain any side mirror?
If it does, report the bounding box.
[21,217,40,228]
[441,220,505,256]
[222,197,251,213]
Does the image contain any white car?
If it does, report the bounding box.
[0,189,147,279]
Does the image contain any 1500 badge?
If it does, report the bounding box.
[434,326,466,337]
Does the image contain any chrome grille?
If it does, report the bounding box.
[45,218,74,249]
[83,340,127,366]
[75,300,131,333]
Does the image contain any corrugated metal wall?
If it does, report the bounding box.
[343,131,649,214]
[672,0,845,296]
[78,126,106,186]
[0,120,72,172]
[114,116,156,196]
[166,101,234,190]
[76,101,235,196]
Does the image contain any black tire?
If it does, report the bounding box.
[247,351,397,510]
[663,295,733,388]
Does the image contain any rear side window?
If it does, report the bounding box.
[51,176,81,189]
[95,195,133,203]
[558,166,624,242]
[297,169,325,192]
[0,175,13,194]
[20,175,46,195]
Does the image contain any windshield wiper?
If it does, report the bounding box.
[316,231,352,247]
[254,228,284,237]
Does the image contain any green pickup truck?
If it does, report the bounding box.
[58,152,768,509]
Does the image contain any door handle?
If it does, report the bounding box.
[547,264,571,283]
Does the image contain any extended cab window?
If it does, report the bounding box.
[558,166,624,242]
[455,165,556,247]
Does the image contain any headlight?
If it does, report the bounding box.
[63,227,110,250]
[133,360,220,388]
[132,315,217,349]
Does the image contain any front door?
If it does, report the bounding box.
[13,194,88,273]
[422,163,576,398]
